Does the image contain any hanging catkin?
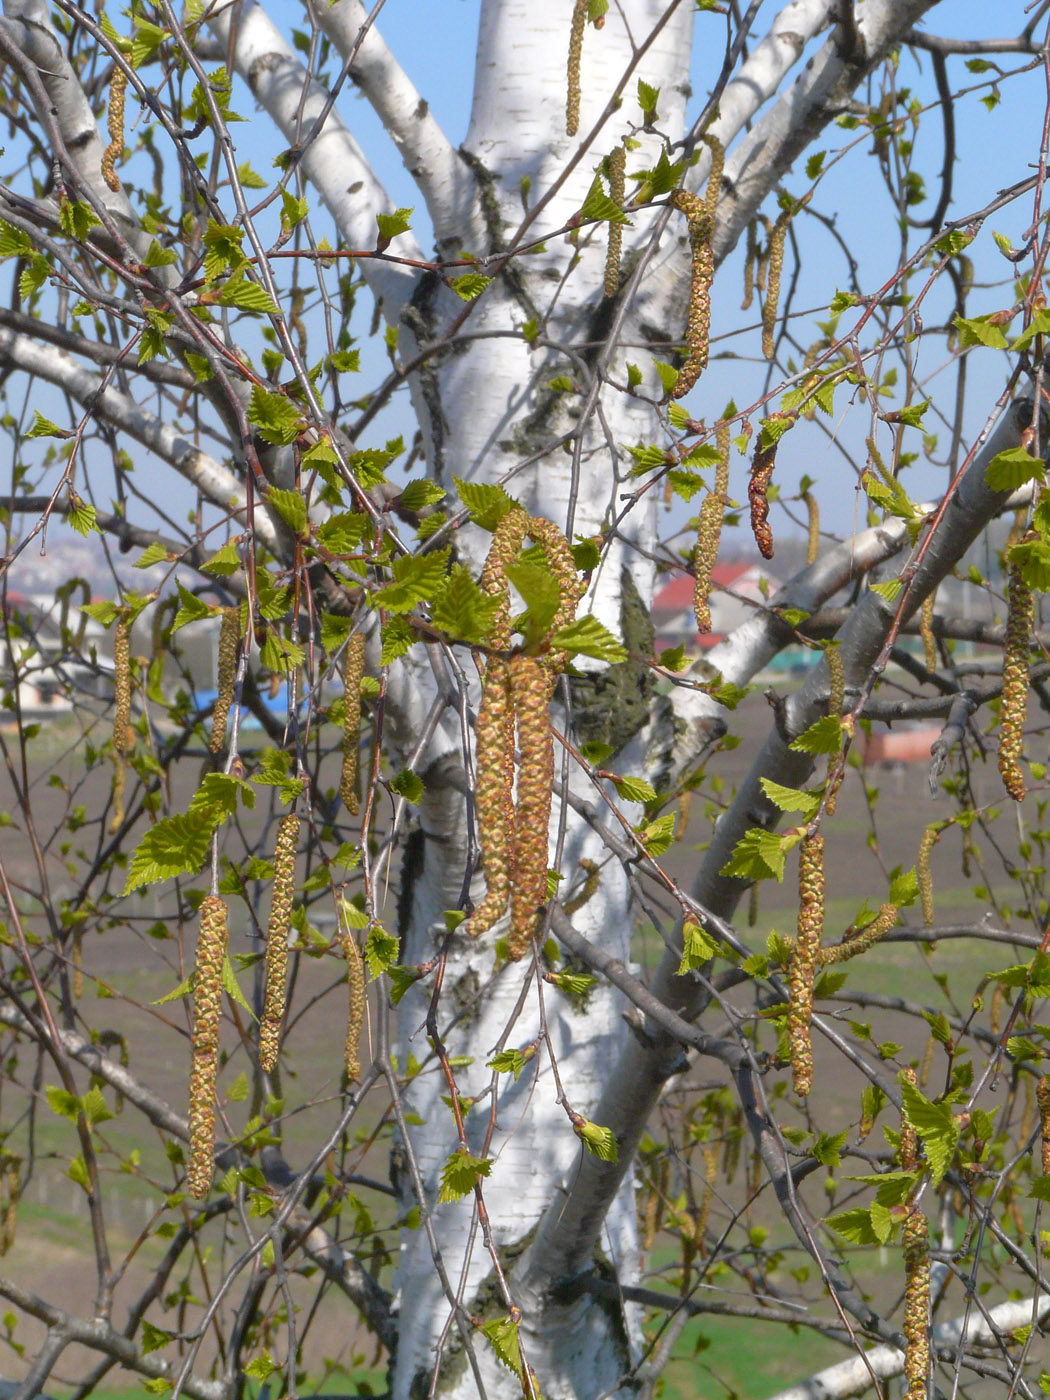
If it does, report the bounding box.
[748,440,777,559]
[741,219,758,310]
[209,606,241,755]
[344,931,365,1081]
[259,812,299,1072]
[670,189,713,398]
[566,0,587,136]
[189,895,228,1199]
[804,490,819,565]
[998,557,1032,801]
[604,145,626,298]
[902,1201,931,1400]
[920,592,938,673]
[507,655,554,960]
[112,613,132,754]
[693,420,730,634]
[340,631,366,815]
[788,834,824,1096]
[101,65,127,192]
[761,211,789,360]
[1037,1076,1050,1175]
[917,823,943,927]
[818,903,897,965]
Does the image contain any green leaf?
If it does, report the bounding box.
[1010,307,1050,351]
[430,565,500,645]
[400,479,446,512]
[140,1321,171,1355]
[581,173,629,225]
[611,774,657,805]
[260,631,305,674]
[481,1316,523,1379]
[202,541,240,576]
[214,275,278,315]
[677,919,720,974]
[0,219,33,259]
[550,614,626,663]
[985,447,1045,492]
[636,813,677,857]
[222,953,253,1017]
[26,411,64,439]
[790,715,844,756]
[889,867,919,907]
[46,1085,81,1121]
[249,387,303,447]
[636,78,660,120]
[454,477,518,530]
[380,615,417,663]
[829,291,858,314]
[317,512,369,556]
[391,769,424,804]
[898,398,930,429]
[171,583,214,634]
[826,1206,881,1245]
[1009,537,1050,591]
[450,272,493,300]
[812,1129,848,1169]
[721,828,790,882]
[760,778,820,819]
[266,487,308,534]
[365,922,399,979]
[68,498,98,537]
[373,549,450,615]
[375,207,413,248]
[487,1049,529,1082]
[953,313,1009,350]
[124,812,214,893]
[437,1149,492,1202]
[574,1117,618,1161]
[899,1075,959,1184]
[134,541,172,570]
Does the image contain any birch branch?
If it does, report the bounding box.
[765,1293,1050,1400]
[309,0,470,246]
[206,0,421,314]
[0,328,280,553]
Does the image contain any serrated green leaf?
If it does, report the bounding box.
[266,486,307,533]
[759,778,820,818]
[249,387,303,447]
[0,219,33,259]
[550,614,626,663]
[201,541,240,576]
[365,922,398,979]
[454,477,517,530]
[373,548,450,615]
[391,769,424,804]
[581,172,629,225]
[487,1049,528,1082]
[450,272,493,300]
[825,1206,881,1245]
[260,631,304,674]
[134,541,173,570]
[222,953,253,1017]
[380,615,416,663]
[575,1118,618,1161]
[899,1075,958,1184]
[985,446,1045,492]
[953,313,1009,350]
[400,479,446,512]
[46,1085,81,1121]
[481,1315,523,1379]
[611,774,657,804]
[430,565,500,645]
[438,1148,492,1202]
[790,715,845,755]
[217,277,279,316]
[375,207,413,246]
[124,811,214,893]
[677,919,720,974]
[721,828,789,882]
[1010,307,1050,351]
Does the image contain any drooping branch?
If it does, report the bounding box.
[206,0,422,313]
[310,0,471,248]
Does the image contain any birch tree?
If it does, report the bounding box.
[1,1,1050,1398]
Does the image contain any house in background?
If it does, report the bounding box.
[652,560,782,653]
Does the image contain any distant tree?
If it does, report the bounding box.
[1,1,1049,1397]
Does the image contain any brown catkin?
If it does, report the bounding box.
[465,658,516,939]
[566,0,586,136]
[112,613,132,754]
[826,643,844,716]
[1037,1076,1050,1175]
[748,440,777,560]
[507,655,554,960]
[917,823,942,927]
[900,1067,919,1170]
[920,592,938,673]
[564,858,600,915]
[819,902,897,965]
[259,812,299,1073]
[693,422,730,631]
[340,631,366,816]
[670,189,713,398]
[788,834,824,1096]
[998,558,1032,801]
[0,1154,18,1255]
[902,1202,931,1400]
[189,895,228,1199]
[694,1143,717,1250]
[344,931,364,1082]
[762,213,789,360]
[108,749,125,836]
[209,606,240,754]
[604,145,626,298]
[804,491,819,565]
[101,65,127,192]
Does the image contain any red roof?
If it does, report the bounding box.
[652,562,753,612]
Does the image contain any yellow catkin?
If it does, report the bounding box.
[189,895,228,1199]
[564,858,600,915]
[0,1154,18,1256]
[826,643,844,716]
[260,812,299,1073]
[209,606,240,755]
[692,421,730,632]
[761,212,789,360]
[344,931,364,1081]
[920,592,938,673]
[670,189,713,398]
[804,490,820,565]
[112,613,132,754]
[788,834,824,1097]
[900,1067,919,1169]
[701,133,724,221]
[507,655,554,961]
[989,980,1004,1036]
[101,65,127,192]
[741,219,758,310]
[819,902,897,965]
[340,632,366,816]
[1037,1076,1050,1176]
[748,440,777,559]
[918,1034,936,1090]
[566,0,587,136]
[604,145,626,298]
[998,558,1032,801]
[108,749,125,835]
[694,1143,717,1251]
[902,1202,931,1400]
[917,823,942,927]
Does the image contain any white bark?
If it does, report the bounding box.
[207,1,421,312]
[0,328,281,553]
[766,1293,1050,1400]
